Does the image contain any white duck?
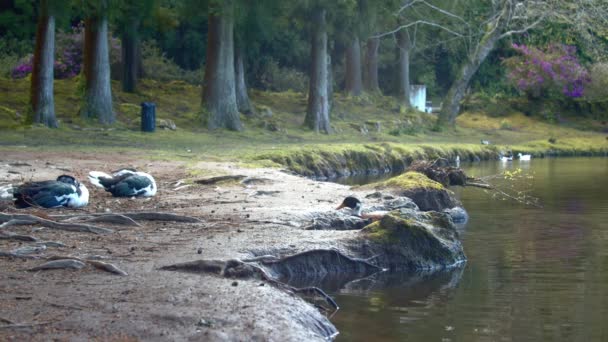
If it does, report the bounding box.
[517,153,532,161]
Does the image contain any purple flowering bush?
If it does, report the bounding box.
[11,22,120,80]
[504,43,590,99]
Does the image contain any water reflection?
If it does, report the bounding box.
[329,158,608,342]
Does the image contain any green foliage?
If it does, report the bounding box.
[584,63,608,102]
[141,41,203,84]
[259,59,308,92]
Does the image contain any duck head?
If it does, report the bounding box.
[336,196,363,217]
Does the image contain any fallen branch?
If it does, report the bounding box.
[0,213,113,234]
[291,286,339,311]
[466,182,493,189]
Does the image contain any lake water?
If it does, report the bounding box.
[330,157,608,341]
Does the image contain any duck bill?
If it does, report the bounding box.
[336,203,346,210]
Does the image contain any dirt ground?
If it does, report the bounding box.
[0,150,361,341]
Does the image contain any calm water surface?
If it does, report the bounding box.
[331,158,608,341]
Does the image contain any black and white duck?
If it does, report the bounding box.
[88,168,157,197]
[336,196,387,221]
[13,175,89,208]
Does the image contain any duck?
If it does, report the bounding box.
[499,155,513,162]
[336,196,387,221]
[517,152,532,161]
[88,168,157,197]
[13,174,89,208]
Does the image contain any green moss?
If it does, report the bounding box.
[370,171,445,191]
[0,105,23,129]
[364,213,436,244]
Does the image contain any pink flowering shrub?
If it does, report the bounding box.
[503,43,590,99]
[11,22,120,80]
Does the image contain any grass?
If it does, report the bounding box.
[0,76,606,175]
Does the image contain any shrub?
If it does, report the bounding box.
[504,43,590,99]
[259,59,308,92]
[584,63,608,102]
[141,41,203,84]
[11,22,121,80]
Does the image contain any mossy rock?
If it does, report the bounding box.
[358,212,465,270]
[367,172,459,211]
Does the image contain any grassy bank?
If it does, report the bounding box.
[0,77,606,177]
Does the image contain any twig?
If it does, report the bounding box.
[466,182,493,189]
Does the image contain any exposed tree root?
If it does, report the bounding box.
[194,175,247,185]
[160,258,340,312]
[0,231,38,242]
[44,255,128,276]
[50,212,202,223]
[0,321,54,329]
[0,213,113,234]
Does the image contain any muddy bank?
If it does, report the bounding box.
[0,151,465,341]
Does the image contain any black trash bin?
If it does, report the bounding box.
[141,102,156,132]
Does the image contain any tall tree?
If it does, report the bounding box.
[234,46,253,115]
[363,36,380,93]
[344,35,363,96]
[81,1,114,124]
[304,7,331,133]
[434,0,554,126]
[396,29,411,107]
[116,1,155,93]
[30,0,57,128]
[203,0,242,131]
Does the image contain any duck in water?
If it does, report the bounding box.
[13,174,89,208]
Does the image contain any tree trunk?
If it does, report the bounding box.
[30,0,57,128]
[436,8,508,127]
[305,8,331,133]
[203,0,242,131]
[397,30,411,107]
[327,52,333,114]
[121,20,139,93]
[81,15,114,124]
[344,35,362,96]
[235,47,253,115]
[363,37,379,93]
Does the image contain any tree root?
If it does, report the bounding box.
[50,212,202,223]
[0,321,54,330]
[0,231,38,242]
[194,175,247,185]
[42,255,128,276]
[0,213,113,234]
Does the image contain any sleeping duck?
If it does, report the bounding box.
[13,175,89,208]
[88,168,157,197]
[336,196,387,221]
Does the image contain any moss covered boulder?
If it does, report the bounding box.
[353,211,465,271]
[366,171,461,211]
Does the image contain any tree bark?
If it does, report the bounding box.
[397,30,411,107]
[344,35,362,96]
[305,8,331,133]
[30,0,57,128]
[81,15,114,124]
[203,0,242,131]
[235,47,253,115]
[436,3,512,127]
[363,37,380,93]
[121,20,139,93]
